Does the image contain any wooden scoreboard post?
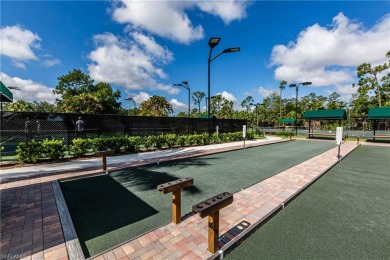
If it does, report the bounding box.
[192,192,233,253]
[157,177,194,224]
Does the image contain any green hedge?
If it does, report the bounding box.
[16,140,42,163]
[41,139,66,160]
[16,131,256,163]
[274,131,294,138]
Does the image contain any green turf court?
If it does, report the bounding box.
[60,141,336,257]
[226,145,390,259]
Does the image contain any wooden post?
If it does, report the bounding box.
[102,154,107,171]
[192,192,233,254]
[157,177,193,224]
[172,190,181,224]
[93,151,114,172]
[208,211,219,253]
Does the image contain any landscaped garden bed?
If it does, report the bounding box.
[6,131,256,165]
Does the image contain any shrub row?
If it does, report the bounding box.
[16,130,255,163]
[16,139,66,163]
[274,131,294,138]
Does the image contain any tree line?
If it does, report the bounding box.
[4,51,389,127]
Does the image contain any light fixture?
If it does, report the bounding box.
[289,82,312,135]
[208,37,221,49]
[207,37,240,136]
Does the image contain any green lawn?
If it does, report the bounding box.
[226,145,390,259]
[60,140,336,257]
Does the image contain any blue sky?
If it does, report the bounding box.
[1,1,389,113]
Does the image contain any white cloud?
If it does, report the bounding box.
[124,91,151,106]
[0,72,59,104]
[42,58,61,67]
[170,98,187,111]
[12,60,28,69]
[217,91,237,102]
[197,0,249,24]
[326,84,358,101]
[216,90,243,111]
[87,32,179,95]
[271,13,390,87]
[111,1,249,44]
[132,32,173,63]
[0,25,40,61]
[332,85,357,96]
[258,86,272,97]
[1,25,60,68]
[112,1,204,44]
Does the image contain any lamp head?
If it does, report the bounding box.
[208,37,221,49]
[125,97,134,102]
[223,47,240,53]
[302,82,312,86]
[182,81,188,85]
[289,84,297,88]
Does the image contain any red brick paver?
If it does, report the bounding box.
[0,140,359,260]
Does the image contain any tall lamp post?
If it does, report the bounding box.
[347,104,353,130]
[289,82,312,136]
[249,103,261,134]
[208,37,240,135]
[174,81,190,117]
[125,97,136,115]
[341,103,353,130]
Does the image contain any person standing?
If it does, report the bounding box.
[75,117,86,138]
[24,117,32,143]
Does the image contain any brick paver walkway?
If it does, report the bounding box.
[0,140,359,260]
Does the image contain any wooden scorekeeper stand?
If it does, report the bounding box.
[157,177,194,224]
[192,192,233,253]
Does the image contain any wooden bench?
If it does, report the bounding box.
[373,135,390,140]
[93,150,114,172]
[308,133,336,138]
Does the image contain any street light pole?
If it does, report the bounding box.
[207,37,240,136]
[289,82,312,136]
[174,81,190,117]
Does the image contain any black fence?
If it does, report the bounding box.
[0,111,246,156]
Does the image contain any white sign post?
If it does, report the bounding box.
[336,127,343,159]
[216,126,219,142]
[243,125,247,148]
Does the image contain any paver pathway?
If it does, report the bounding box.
[0,140,360,260]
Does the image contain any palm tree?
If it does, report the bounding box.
[191,91,206,113]
[241,96,254,119]
[210,94,229,116]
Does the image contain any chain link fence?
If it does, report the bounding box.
[0,111,246,156]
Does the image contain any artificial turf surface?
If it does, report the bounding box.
[226,145,390,260]
[60,140,336,257]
